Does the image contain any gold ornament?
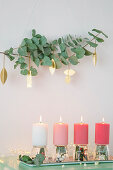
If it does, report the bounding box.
[27,55,32,88]
[49,59,56,75]
[0,55,7,84]
[64,69,76,84]
[93,52,97,66]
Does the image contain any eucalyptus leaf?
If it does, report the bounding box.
[60,43,66,52]
[33,50,39,58]
[84,48,93,56]
[92,29,108,38]
[34,58,40,67]
[18,57,25,64]
[86,41,98,47]
[28,43,37,51]
[7,54,15,61]
[30,67,38,76]
[52,40,57,45]
[40,36,47,46]
[38,44,44,53]
[20,69,28,75]
[20,63,27,69]
[71,47,85,59]
[18,46,27,56]
[52,55,62,69]
[58,38,62,44]
[32,29,36,37]
[59,56,69,65]
[44,47,51,55]
[61,51,68,59]
[88,32,104,42]
[21,39,26,47]
[32,37,39,46]
[35,34,42,38]
[69,55,79,65]
[41,56,52,66]
[68,41,74,47]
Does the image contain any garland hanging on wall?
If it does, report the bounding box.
[0,28,108,87]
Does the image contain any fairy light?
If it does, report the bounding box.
[93,39,97,66]
[64,67,75,84]
[27,71,32,88]
[49,59,56,75]
[27,55,32,88]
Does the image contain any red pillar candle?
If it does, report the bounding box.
[53,117,68,146]
[95,118,110,145]
[74,117,88,145]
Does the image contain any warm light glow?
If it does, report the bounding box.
[0,160,4,164]
[40,115,42,123]
[81,115,83,123]
[59,116,62,123]
[49,59,56,75]
[102,117,105,123]
[65,75,71,83]
[49,67,55,75]
[64,69,75,76]
[27,71,32,88]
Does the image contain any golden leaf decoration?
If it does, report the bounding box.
[93,52,97,66]
[1,67,7,84]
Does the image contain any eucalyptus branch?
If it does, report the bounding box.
[83,33,100,48]
[0,29,108,76]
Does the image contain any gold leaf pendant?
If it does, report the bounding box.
[93,52,97,66]
[0,55,7,84]
[1,67,7,84]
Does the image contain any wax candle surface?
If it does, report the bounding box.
[32,122,48,147]
[53,123,68,146]
[74,123,88,145]
[95,122,110,145]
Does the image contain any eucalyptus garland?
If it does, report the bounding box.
[0,29,108,76]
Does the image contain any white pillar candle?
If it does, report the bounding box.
[32,116,48,147]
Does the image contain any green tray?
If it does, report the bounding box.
[20,160,113,167]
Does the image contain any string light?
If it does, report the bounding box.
[49,59,56,75]
[93,40,97,66]
[64,68,75,84]
[27,55,32,88]
[27,70,32,88]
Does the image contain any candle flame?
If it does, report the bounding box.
[102,117,105,123]
[81,115,83,123]
[59,116,62,123]
[40,115,42,123]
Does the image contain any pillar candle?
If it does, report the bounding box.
[74,117,88,145]
[53,117,68,146]
[32,116,48,147]
[95,118,110,145]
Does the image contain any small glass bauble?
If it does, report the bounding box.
[55,146,68,162]
[95,145,109,160]
[74,145,88,161]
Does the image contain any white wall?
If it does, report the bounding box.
[0,0,113,155]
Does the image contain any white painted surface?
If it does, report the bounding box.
[0,0,113,155]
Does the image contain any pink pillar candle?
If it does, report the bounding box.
[53,122,68,146]
[74,123,88,145]
[95,121,110,145]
